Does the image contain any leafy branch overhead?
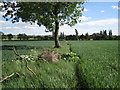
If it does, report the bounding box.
[2,2,85,31]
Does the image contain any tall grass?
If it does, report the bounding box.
[2,41,78,88]
[70,40,119,88]
[2,40,119,88]
[2,60,77,88]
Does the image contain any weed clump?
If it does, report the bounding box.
[62,52,80,63]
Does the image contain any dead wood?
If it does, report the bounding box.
[13,47,37,77]
[0,72,20,83]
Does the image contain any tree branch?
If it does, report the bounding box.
[0,72,20,83]
[13,47,37,77]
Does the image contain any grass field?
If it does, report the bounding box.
[1,40,119,88]
[69,41,119,88]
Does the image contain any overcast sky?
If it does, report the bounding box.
[0,2,119,35]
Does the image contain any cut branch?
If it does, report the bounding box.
[13,47,37,77]
[0,72,20,83]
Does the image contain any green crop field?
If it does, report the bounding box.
[69,41,119,88]
[1,40,119,88]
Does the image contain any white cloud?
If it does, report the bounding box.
[59,24,75,35]
[1,20,52,35]
[0,17,118,35]
[0,11,6,16]
[84,8,88,12]
[0,20,12,25]
[59,19,118,35]
[76,18,118,35]
[79,16,92,21]
[78,18,118,26]
[100,10,104,13]
[78,8,88,12]
[24,25,37,29]
[112,5,120,10]
[0,3,3,6]
[2,27,19,29]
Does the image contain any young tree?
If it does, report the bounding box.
[85,32,89,40]
[62,32,64,39]
[100,31,102,35]
[109,30,113,40]
[103,30,107,40]
[109,30,112,36]
[99,31,103,40]
[2,1,85,48]
[17,34,23,40]
[17,33,28,40]
[60,32,63,40]
[2,34,7,40]
[79,34,84,40]
[0,32,4,40]
[75,29,78,40]
[36,35,42,40]
[22,33,27,40]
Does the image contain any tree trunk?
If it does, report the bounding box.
[54,3,61,48]
[54,20,61,48]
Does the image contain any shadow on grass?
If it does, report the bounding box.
[67,42,89,88]
[1,45,43,50]
[75,60,89,88]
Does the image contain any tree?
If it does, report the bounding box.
[60,32,65,40]
[109,30,113,40]
[2,34,7,40]
[79,34,84,40]
[33,35,37,40]
[22,33,28,40]
[36,35,42,40]
[99,31,103,40]
[7,33,13,40]
[62,32,64,40]
[0,32,4,40]
[17,34,23,40]
[103,30,107,40]
[17,33,28,40]
[60,32,63,40]
[100,31,102,35]
[75,29,78,40]
[2,2,85,48]
[85,32,89,40]
[43,36,49,40]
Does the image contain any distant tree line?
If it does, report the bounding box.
[0,29,120,41]
[66,30,120,40]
